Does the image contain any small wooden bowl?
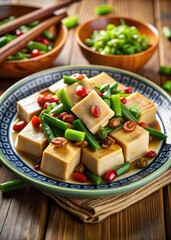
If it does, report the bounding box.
[76,15,159,71]
[0,4,67,78]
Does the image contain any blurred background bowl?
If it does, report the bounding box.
[0,4,67,78]
[76,15,159,72]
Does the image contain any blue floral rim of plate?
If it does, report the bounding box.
[0,65,171,197]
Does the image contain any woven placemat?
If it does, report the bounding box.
[45,168,171,223]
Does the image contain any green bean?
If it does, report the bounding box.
[27,20,40,28]
[102,88,111,106]
[40,111,55,142]
[61,15,78,29]
[104,125,123,135]
[100,84,110,93]
[162,80,171,92]
[57,88,73,112]
[63,75,78,85]
[27,41,48,52]
[111,94,122,117]
[95,4,114,16]
[7,52,30,60]
[115,162,131,177]
[110,82,119,93]
[50,103,65,115]
[0,179,25,193]
[51,126,64,137]
[159,66,171,75]
[65,129,85,142]
[143,127,167,140]
[93,84,102,90]
[43,113,70,132]
[0,36,8,47]
[84,169,103,185]
[121,103,138,123]
[73,119,101,151]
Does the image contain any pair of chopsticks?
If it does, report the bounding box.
[0,0,80,64]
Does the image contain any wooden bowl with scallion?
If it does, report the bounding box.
[76,15,159,71]
[0,4,67,78]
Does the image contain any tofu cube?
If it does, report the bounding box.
[90,72,126,90]
[17,92,42,122]
[125,92,157,125]
[15,122,48,159]
[65,77,94,105]
[41,142,81,180]
[48,79,66,93]
[81,143,124,177]
[72,90,114,134]
[110,125,149,162]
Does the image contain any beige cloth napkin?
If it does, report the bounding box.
[46,168,171,223]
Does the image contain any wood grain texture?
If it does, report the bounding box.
[0,0,170,239]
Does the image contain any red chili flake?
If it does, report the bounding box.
[90,105,101,118]
[120,97,127,104]
[73,73,85,80]
[104,169,117,182]
[146,150,157,158]
[41,38,50,45]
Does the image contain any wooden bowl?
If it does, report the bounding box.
[0,4,67,78]
[76,15,159,71]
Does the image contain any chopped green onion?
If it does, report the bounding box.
[121,103,138,123]
[50,103,65,115]
[57,88,73,112]
[95,4,114,16]
[61,15,78,29]
[63,75,78,85]
[65,129,85,142]
[115,162,131,176]
[111,94,122,117]
[0,179,25,193]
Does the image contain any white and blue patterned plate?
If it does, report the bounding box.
[0,66,171,197]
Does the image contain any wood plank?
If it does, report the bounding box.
[0,167,48,240]
[163,184,171,240]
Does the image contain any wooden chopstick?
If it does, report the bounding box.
[0,12,67,64]
[0,0,79,35]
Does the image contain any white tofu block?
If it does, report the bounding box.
[41,142,81,180]
[82,143,124,177]
[90,72,126,90]
[48,79,66,93]
[15,122,48,158]
[17,92,42,122]
[65,77,94,105]
[110,125,149,162]
[72,90,114,134]
[125,92,157,125]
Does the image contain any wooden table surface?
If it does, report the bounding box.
[0,0,171,239]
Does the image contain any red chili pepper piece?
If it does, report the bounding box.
[73,172,87,182]
[13,120,27,132]
[123,120,137,132]
[138,122,148,127]
[73,73,85,80]
[41,38,50,45]
[124,87,132,93]
[15,29,23,37]
[31,116,41,128]
[37,94,59,107]
[120,97,127,104]
[76,85,87,98]
[90,105,101,118]
[146,150,157,158]
[34,164,40,171]
[31,49,42,58]
[104,169,117,182]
